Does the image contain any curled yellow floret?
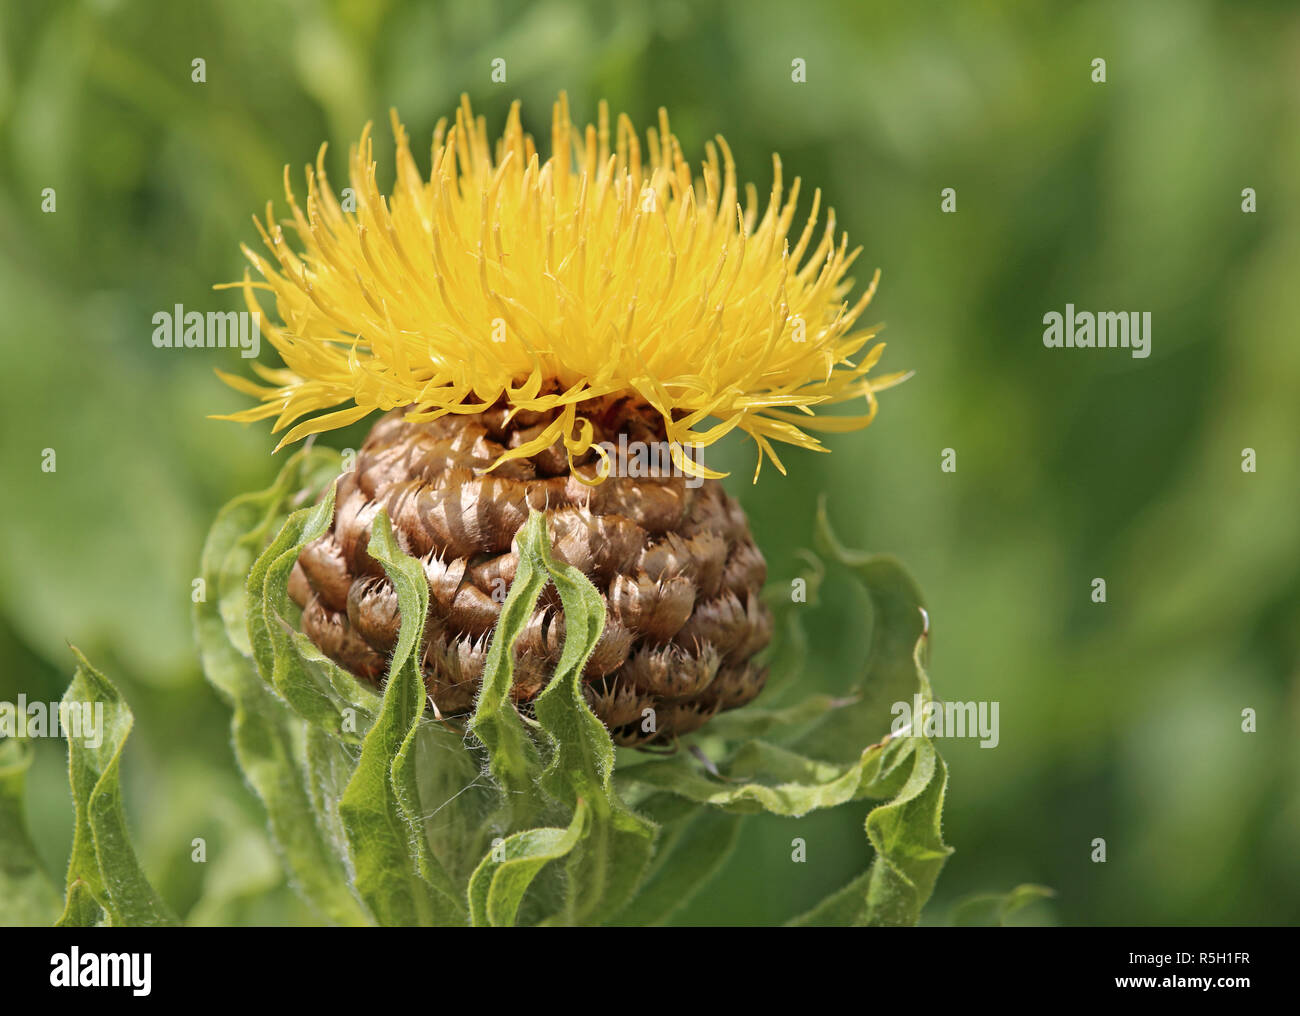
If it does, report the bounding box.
[214,93,907,480]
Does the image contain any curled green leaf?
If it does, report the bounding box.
[369,508,468,925]
[196,448,371,926]
[522,512,658,926]
[57,649,176,927]
[621,735,915,816]
[335,510,443,926]
[466,516,548,823]
[468,799,590,927]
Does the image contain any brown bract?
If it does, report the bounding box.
[289,400,772,747]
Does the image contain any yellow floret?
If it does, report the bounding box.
[214,93,907,480]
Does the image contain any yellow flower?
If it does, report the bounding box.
[214,93,907,481]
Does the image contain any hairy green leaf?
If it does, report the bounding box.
[195,448,371,926]
[56,650,176,927]
[466,538,547,825]
[368,509,468,925]
[519,512,658,925]
[246,483,376,739]
[860,738,951,926]
[59,880,104,928]
[194,461,952,928]
[700,691,848,743]
[612,806,742,926]
[335,510,442,926]
[620,735,914,816]
[789,632,952,926]
[404,720,497,894]
[786,746,949,927]
[786,496,929,762]
[201,452,482,926]
[467,798,590,927]
[786,869,874,926]
[303,725,360,865]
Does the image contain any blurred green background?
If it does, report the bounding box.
[1,0,1296,926]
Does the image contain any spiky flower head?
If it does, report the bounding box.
[215,93,904,480]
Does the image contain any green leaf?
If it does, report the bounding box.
[789,631,952,926]
[0,739,62,926]
[196,465,952,927]
[786,496,929,761]
[521,512,657,926]
[529,517,614,811]
[335,510,442,926]
[392,721,485,924]
[230,683,369,925]
[211,449,340,661]
[950,883,1056,926]
[612,806,743,926]
[467,798,590,927]
[785,869,873,927]
[59,880,104,928]
[199,451,486,927]
[367,508,468,924]
[859,737,952,926]
[699,691,848,743]
[619,735,915,816]
[303,725,360,870]
[56,649,176,927]
[246,482,376,739]
[647,499,947,927]
[195,449,371,926]
[400,718,497,895]
[466,518,547,825]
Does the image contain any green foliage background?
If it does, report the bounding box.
[1,0,1296,925]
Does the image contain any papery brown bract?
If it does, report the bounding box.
[291,400,773,746]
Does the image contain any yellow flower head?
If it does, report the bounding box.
[215,93,907,481]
